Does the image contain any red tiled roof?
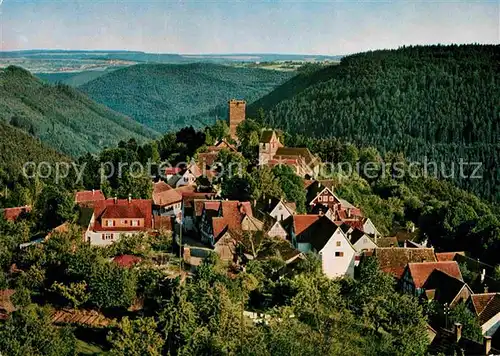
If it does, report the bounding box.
[75,190,105,204]
[293,215,321,235]
[472,294,496,315]
[407,261,463,288]
[212,217,228,239]
[153,181,172,193]
[92,199,152,232]
[211,201,253,241]
[435,252,466,262]
[153,185,196,207]
[2,205,31,221]
[113,255,142,268]
[154,188,182,207]
[470,293,500,325]
[373,248,437,279]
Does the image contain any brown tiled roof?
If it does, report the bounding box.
[75,190,105,204]
[154,188,182,207]
[92,199,152,232]
[435,251,466,262]
[471,293,500,325]
[2,205,31,221]
[211,201,254,241]
[376,236,399,247]
[154,216,174,231]
[407,261,463,288]
[292,215,322,235]
[275,147,316,166]
[372,248,437,279]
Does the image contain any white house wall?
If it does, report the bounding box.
[319,230,355,279]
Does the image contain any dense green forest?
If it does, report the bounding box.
[80,63,294,132]
[248,45,500,203]
[0,120,74,208]
[0,66,159,157]
[36,69,120,87]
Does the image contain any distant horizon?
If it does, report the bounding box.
[1,43,498,58]
[1,1,497,54]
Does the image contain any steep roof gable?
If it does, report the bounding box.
[407,261,463,289]
[470,293,500,325]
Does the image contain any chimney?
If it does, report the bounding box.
[481,269,486,284]
[484,335,492,355]
[404,240,407,248]
[114,196,117,204]
[454,323,463,342]
[484,285,489,294]
[92,189,95,195]
[128,194,132,203]
[347,208,351,218]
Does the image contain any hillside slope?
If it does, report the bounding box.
[0,66,159,157]
[80,63,294,132]
[248,44,500,202]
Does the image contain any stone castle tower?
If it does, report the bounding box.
[228,99,246,140]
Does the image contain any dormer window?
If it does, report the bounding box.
[131,220,139,227]
[106,220,114,227]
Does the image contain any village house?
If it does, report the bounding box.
[368,247,437,280]
[152,181,196,216]
[1,205,31,222]
[468,293,500,337]
[74,189,105,207]
[197,139,238,170]
[422,269,473,307]
[85,197,153,246]
[400,261,471,307]
[199,200,262,247]
[306,183,381,237]
[287,215,356,279]
[429,323,499,355]
[258,130,320,177]
[167,163,202,188]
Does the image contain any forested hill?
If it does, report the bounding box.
[248,45,500,203]
[80,63,294,132]
[0,120,71,206]
[0,66,160,157]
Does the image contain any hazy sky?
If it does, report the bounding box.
[0,0,498,54]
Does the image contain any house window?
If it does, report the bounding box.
[329,196,334,202]
[318,196,322,202]
[106,220,113,227]
[336,241,341,247]
[131,220,139,227]
[105,233,113,240]
[121,220,127,224]
[335,251,344,257]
